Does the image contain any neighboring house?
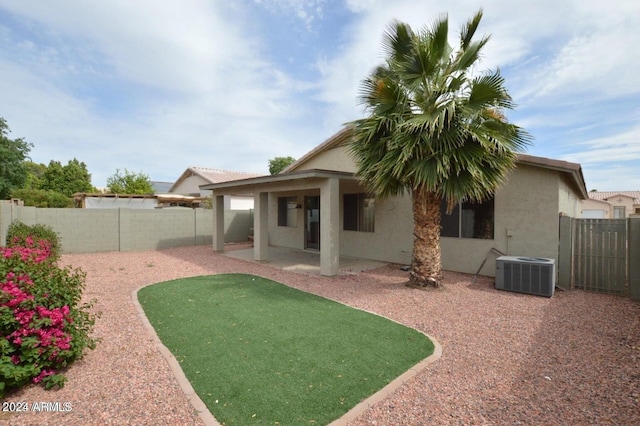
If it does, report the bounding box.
[170,167,263,210]
[73,193,204,209]
[582,191,640,218]
[202,127,588,277]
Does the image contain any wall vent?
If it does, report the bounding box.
[495,256,555,297]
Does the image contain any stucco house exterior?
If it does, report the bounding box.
[582,191,640,218]
[202,127,588,277]
[170,167,263,210]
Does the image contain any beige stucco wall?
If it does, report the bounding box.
[266,185,413,265]
[266,146,584,277]
[604,195,636,218]
[174,176,253,209]
[295,145,358,173]
[581,195,639,218]
[266,165,571,276]
[171,175,209,196]
[558,175,582,217]
[440,165,566,275]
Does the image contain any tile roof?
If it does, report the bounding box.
[588,191,640,203]
[168,166,265,194]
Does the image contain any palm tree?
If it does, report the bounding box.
[347,10,531,287]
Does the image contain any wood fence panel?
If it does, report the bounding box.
[629,218,640,302]
[572,219,627,296]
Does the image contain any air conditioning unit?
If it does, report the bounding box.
[495,256,555,297]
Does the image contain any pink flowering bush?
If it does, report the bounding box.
[6,221,61,261]
[1,223,98,397]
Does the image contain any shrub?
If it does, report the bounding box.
[10,188,72,208]
[0,230,98,397]
[6,221,61,261]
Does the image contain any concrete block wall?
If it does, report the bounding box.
[121,209,197,251]
[224,210,252,243]
[37,208,120,253]
[0,203,251,253]
[195,208,214,245]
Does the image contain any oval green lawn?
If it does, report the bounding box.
[138,273,434,425]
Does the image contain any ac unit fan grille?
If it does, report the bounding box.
[503,263,552,295]
[495,256,555,297]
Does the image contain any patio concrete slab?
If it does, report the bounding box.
[223,246,389,275]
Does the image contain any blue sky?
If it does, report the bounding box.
[1,1,638,191]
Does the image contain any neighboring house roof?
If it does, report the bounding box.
[151,181,173,194]
[169,167,264,193]
[588,191,640,204]
[282,126,589,200]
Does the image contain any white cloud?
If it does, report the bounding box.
[0,0,638,190]
[561,125,640,165]
[252,0,327,30]
[0,1,327,186]
[317,0,640,113]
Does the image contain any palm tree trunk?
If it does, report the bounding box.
[410,187,443,287]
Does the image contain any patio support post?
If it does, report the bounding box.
[320,178,339,276]
[254,192,269,261]
[212,194,225,252]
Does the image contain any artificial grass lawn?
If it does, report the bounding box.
[138,274,434,425]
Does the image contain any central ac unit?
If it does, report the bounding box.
[495,256,555,297]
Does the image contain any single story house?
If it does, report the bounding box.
[170,167,263,210]
[582,191,640,218]
[201,127,588,277]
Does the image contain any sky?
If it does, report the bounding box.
[1,1,638,191]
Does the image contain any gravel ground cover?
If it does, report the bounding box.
[2,245,639,425]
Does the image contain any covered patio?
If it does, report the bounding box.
[201,169,363,276]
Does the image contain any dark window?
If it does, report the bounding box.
[440,197,494,239]
[278,197,287,226]
[343,193,375,232]
[277,197,297,227]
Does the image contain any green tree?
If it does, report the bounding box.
[40,159,94,197]
[268,156,296,174]
[106,168,154,194]
[0,117,32,199]
[40,160,66,194]
[347,10,530,287]
[62,158,94,194]
[23,161,48,190]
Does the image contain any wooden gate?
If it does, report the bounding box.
[571,218,628,296]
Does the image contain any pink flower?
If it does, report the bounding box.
[33,368,55,383]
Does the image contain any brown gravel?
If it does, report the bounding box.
[2,245,639,425]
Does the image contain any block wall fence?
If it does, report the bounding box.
[0,202,252,253]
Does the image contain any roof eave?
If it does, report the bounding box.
[200,169,357,192]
